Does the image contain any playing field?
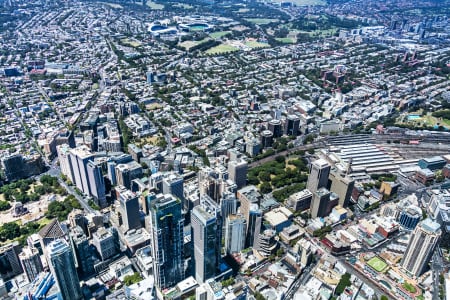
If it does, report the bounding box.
[179,38,211,50]
[121,39,142,48]
[209,31,231,39]
[205,44,239,55]
[275,37,295,43]
[367,257,388,272]
[245,18,279,25]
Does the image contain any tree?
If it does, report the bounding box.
[260,182,272,194]
[0,200,11,211]
[275,155,286,164]
[254,291,266,300]
[380,296,388,300]
[221,277,235,287]
[0,222,20,241]
[123,272,142,286]
[335,273,351,295]
[258,171,271,182]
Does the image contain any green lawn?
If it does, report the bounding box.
[367,257,388,272]
[402,282,417,293]
[245,18,279,25]
[205,44,239,55]
[275,37,295,43]
[179,38,211,50]
[121,39,142,48]
[209,31,231,39]
[245,41,270,49]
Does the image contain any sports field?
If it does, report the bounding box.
[245,18,279,25]
[209,31,231,39]
[367,257,388,272]
[205,44,239,55]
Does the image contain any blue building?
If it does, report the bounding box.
[418,156,446,171]
[399,207,422,230]
[149,194,184,290]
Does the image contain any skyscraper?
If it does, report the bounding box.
[328,169,354,208]
[306,158,331,194]
[69,226,94,276]
[115,160,143,189]
[19,246,43,282]
[237,185,262,247]
[220,191,237,219]
[46,239,82,300]
[92,227,118,261]
[86,160,107,208]
[246,204,262,248]
[228,159,248,189]
[57,144,74,183]
[401,218,441,277]
[149,194,184,290]
[118,187,141,232]
[225,214,246,254]
[191,195,222,283]
[285,114,300,136]
[310,188,331,218]
[162,174,184,205]
[69,146,95,196]
[0,242,23,280]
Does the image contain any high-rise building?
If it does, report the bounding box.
[0,242,23,280]
[118,187,141,232]
[310,188,331,218]
[115,160,143,189]
[92,227,118,261]
[191,196,222,283]
[260,130,273,148]
[237,185,262,247]
[162,174,184,204]
[401,218,441,277]
[69,226,94,276]
[268,119,283,138]
[225,214,246,254]
[246,204,262,248]
[220,191,237,219]
[306,159,331,194]
[285,114,300,136]
[198,166,229,203]
[46,239,82,300]
[128,144,143,163]
[228,159,248,189]
[86,160,107,208]
[328,170,354,208]
[57,144,74,183]
[19,246,43,282]
[149,194,184,289]
[288,189,313,212]
[69,146,95,197]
